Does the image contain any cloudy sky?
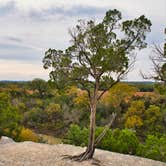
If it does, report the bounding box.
[0,0,165,81]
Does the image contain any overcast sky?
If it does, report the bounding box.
[0,0,165,81]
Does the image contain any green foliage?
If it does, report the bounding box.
[65,125,166,161]
[23,107,47,128]
[95,127,113,150]
[155,83,166,96]
[133,83,154,92]
[137,135,166,162]
[46,103,61,115]
[64,124,88,146]
[111,129,139,154]
[125,100,165,136]
[144,105,163,134]
[0,79,166,162]
[96,128,139,155]
[30,78,50,98]
[43,10,151,159]
[65,125,139,154]
[43,9,151,97]
[0,92,22,139]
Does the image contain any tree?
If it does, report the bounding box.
[43,9,151,160]
[100,83,138,128]
[142,29,166,85]
[144,105,163,134]
[101,82,137,107]
[30,78,50,98]
[125,101,145,129]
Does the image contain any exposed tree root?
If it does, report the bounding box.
[62,149,101,165]
[63,154,101,165]
[63,151,91,161]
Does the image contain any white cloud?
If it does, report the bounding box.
[126,47,154,81]
[1,0,165,17]
[1,0,165,15]
[0,0,165,81]
[0,59,49,80]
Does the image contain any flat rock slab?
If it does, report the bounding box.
[0,138,165,166]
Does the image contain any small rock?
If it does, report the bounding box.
[0,136,14,144]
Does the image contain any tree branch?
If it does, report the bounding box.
[97,79,119,101]
[95,112,117,146]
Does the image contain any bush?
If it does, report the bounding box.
[65,125,139,154]
[0,92,22,140]
[18,128,39,142]
[98,128,139,154]
[113,129,139,154]
[96,127,114,150]
[64,124,88,146]
[136,135,166,162]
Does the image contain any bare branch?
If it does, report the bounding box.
[97,79,119,101]
[95,112,117,146]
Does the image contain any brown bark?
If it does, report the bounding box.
[85,100,97,158]
[65,99,97,161]
[72,83,98,161]
[65,81,99,161]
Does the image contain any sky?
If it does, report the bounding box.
[0,0,165,81]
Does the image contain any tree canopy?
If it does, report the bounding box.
[43,10,151,97]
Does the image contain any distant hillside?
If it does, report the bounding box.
[125,81,155,85]
[0,80,29,83]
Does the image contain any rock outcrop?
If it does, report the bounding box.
[0,136,165,166]
[0,136,15,145]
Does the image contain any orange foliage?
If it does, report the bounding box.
[67,86,89,107]
[19,128,39,142]
[125,115,143,128]
[125,101,145,129]
[101,83,138,107]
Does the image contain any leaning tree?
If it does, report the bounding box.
[43,9,151,161]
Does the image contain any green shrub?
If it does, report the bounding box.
[65,125,139,155]
[64,124,88,146]
[98,128,139,154]
[95,127,113,150]
[0,92,22,140]
[113,129,139,154]
[136,135,166,162]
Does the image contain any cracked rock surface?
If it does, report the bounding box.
[0,136,166,166]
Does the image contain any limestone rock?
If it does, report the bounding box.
[0,139,165,166]
[0,136,14,144]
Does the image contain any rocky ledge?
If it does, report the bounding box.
[0,136,165,166]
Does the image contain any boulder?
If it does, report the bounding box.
[0,136,14,144]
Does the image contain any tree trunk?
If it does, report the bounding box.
[65,82,98,161]
[69,98,97,161]
[78,81,98,161]
[85,102,96,158]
